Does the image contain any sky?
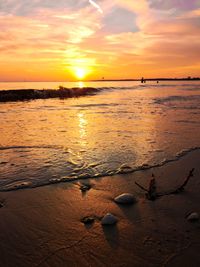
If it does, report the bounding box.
[0,0,200,81]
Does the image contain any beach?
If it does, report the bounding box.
[0,148,200,267]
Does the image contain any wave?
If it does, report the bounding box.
[71,103,119,108]
[0,85,143,103]
[0,87,102,102]
[154,95,200,105]
[1,146,200,192]
[0,145,62,151]
[1,82,200,103]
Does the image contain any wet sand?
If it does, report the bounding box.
[0,150,200,267]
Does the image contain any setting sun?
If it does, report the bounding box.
[74,68,87,80]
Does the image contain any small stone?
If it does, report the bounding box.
[187,212,199,221]
[114,193,136,204]
[81,216,95,225]
[118,164,133,173]
[101,213,118,225]
[0,161,8,165]
[80,184,91,192]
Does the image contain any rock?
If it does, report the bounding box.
[80,184,91,192]
[81,216,95,225]
[118,164,133,173]
[114,193,136,204]
[101,213,118,225]
[0,161,8,165]
[187,212,199,221]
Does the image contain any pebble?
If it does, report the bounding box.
[81,216,95,225]
[187,212,199,221]
[0,161,8,165]
[114,193,136,204]
[80,184,91,192]
[101,213,118,225]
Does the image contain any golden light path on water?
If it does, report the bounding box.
[78,112,88,144]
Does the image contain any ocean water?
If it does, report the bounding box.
[1,81,200,191]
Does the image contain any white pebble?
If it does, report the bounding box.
[101,213,118,225]
[187,212,199,221]
[114,193,136,204]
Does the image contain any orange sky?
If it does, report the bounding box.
[0,0,200,81]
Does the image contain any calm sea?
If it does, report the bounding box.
[1,81,200,191]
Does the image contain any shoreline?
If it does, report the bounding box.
[1,146,200,192]
[0,149,200,266]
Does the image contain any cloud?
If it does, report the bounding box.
[148,0,199,11]
[102,7,139,33]
[0,0,88,16]
[89,0,103,14]
[0,0,200,80]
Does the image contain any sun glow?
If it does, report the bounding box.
[74,67,87,80]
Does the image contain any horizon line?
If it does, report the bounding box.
[1,76,200,83]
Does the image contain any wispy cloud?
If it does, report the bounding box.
[89,0,103,13]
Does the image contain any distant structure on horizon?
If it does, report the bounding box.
[89,76,200,82]
[140,76,200,83]
[141,77,146,83]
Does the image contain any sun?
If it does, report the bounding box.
[74,67,87,80]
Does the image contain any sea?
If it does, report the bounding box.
[1,80,200,191]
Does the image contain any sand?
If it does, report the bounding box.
[0,150,200,267]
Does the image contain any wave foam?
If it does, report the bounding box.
[1,146,200,192]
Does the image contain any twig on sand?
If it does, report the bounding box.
[135,182,148,192]
[135,168,195,200]
[172,168,195,193]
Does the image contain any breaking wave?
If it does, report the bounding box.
[154,95,200,105]
[0,146,200,191]
[0,87,102,102]
[1,82,200,102]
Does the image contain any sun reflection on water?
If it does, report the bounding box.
[78,112,88,145]
[78,81,85,88]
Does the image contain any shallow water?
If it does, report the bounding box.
[1,81,200,190]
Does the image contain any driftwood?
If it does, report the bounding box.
[135,168,195,200]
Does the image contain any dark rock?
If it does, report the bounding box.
[81,216,95,225]
[187,212,199,221]
[114,193,136,204]
[101,213,118,225]
[80,184,91,192]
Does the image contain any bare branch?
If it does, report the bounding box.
[135,182,148,192]
[135,169,195,200]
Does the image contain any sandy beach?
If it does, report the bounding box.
[0,149,200,267]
